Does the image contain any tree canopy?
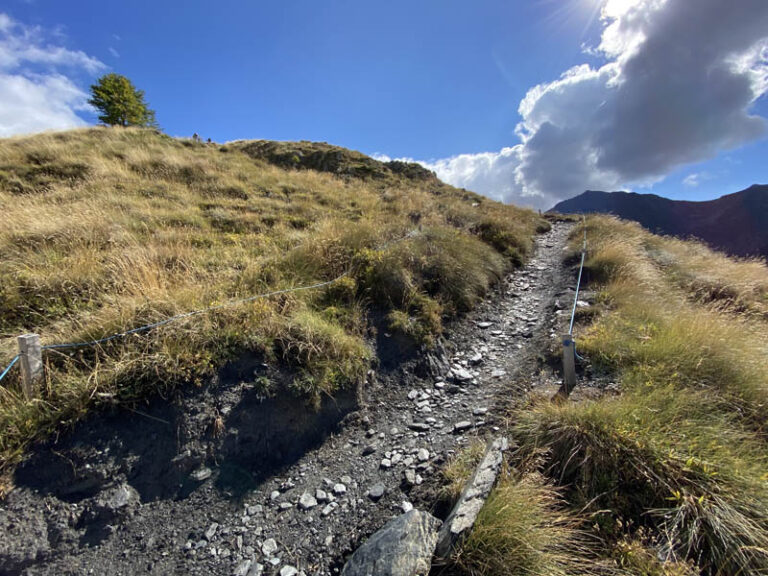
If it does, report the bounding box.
[88,73,157,128]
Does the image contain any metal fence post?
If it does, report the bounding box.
[17,334,43,400]
[559,333,577,399]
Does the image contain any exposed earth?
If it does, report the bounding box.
[0,222,575,576]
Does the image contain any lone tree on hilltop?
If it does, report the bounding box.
[89,73,157,127]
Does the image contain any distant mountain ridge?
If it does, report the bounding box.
[549,185,768,259]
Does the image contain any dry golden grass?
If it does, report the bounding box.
[0,127,545,477]
[454,469,594,576]
[505,215,768,574]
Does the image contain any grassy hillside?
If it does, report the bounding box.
[447,216,768,575]
[0,127,546,480]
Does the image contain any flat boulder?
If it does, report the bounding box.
[435,437,508,558]
[341,509,441,576]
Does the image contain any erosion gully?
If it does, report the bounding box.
[0,222,574,576]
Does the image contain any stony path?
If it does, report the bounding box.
[2,223,573,576]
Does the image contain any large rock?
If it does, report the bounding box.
[435,437,508,558]
[86,482,141,521]
[341,509,442,576]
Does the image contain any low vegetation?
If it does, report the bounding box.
[0,127,546,482]
[454,468,591,576]
[447,216,767,575]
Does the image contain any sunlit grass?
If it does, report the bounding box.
[503,215,768,574]
[0,126,545,481]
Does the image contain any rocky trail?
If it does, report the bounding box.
[0,223,574,576]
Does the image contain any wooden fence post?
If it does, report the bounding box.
[558,333,577,399]
[17,334,43,400]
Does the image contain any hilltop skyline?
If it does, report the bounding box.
[1,0,767,208]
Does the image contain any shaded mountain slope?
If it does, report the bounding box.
[550,185,768,258]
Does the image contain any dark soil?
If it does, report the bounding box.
[0,223,575,576]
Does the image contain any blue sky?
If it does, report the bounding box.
[1,0,767,208]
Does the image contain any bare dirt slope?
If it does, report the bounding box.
[0,223,574,576]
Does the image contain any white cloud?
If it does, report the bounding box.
[413,0,768,209]
[108,46,119,58]
[0,13,105,136]
[682,171,713,188]
[683,173,700,187]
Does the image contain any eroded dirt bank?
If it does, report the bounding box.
[0,223,574,576]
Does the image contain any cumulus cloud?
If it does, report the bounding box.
[417,0,768,209]
[0,13,105,137]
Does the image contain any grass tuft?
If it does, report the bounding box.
[454,469,593,576]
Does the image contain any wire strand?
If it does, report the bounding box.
[0,354,20,383]
[37,228,419,353]
[568,215,587,335]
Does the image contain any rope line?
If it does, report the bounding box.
[568,215,587,336]
[41,274,349,351]
[0,354,20,383]
[0,228,420,377]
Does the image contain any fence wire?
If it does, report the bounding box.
[0,228,421,382]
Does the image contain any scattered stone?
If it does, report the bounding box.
[380,459,392,469]
[417,448,430,462]
[299,492,317,510]
[333,483,347,495]
[401,501,414,513]
[341,510,442,576]
[87,482,141,521]
[472,407,488,416]
[248,564,265,576]
[341,475,353,485]
[280,566,298,576]
[407,422,430,432]
[475,321,494,329]
[434,381,445,389]
[270,490,281,501]
[315,489,329,502]
[407,390,419,400]
[233,559,252,576]
[451,367,473,382]
[279,502,293,511]
[190,466,212,482]
[362,444,377,456]
[453,421,472,433]
[261,538,278,556]
[468,352,482,365]
[403,469,417,488]
[367,483,386,502]
[204,523,219,541]
[322,502,338,517]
